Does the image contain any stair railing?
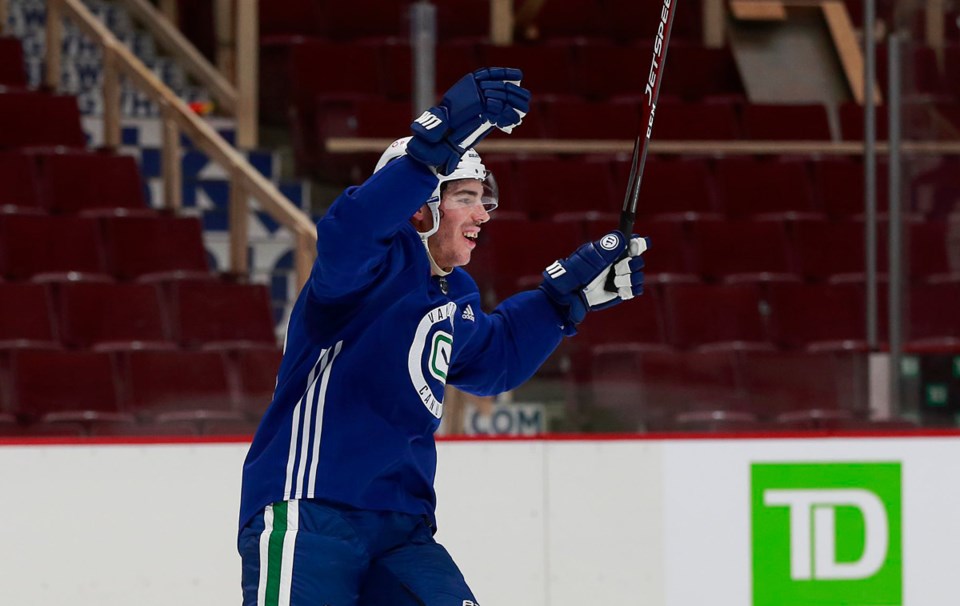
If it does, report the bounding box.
[116,0,258,150]
[45,0,317,291]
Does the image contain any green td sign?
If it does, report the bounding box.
[752,463,902,606]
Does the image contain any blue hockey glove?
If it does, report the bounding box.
[407,67,531,175]
[539,232,649,334]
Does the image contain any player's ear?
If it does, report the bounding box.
[411,204,430,229]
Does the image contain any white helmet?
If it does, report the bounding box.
[374,136,499,238]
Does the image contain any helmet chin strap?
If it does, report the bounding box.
[421,235,451,277]
[418,204,451,276]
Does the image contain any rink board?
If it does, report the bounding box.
[0,433,958,605]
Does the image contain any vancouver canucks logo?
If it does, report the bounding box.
[408,302,457,419]
[429,332,453,381]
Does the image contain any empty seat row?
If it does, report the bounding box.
[267,38,745,148]
[0,279,276,351]
[0,149,148,215]
[0,214,210,281]
[470,217,960,300]
[587,348,872,429]
[0,346,281,436]
[522,280,960,354]
[255,0,707,42]
[316,148,957,223]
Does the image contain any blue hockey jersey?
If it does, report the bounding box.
[239,156,567,529]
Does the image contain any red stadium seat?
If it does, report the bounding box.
[0,151,43,213]
[838,101,890,141]
[477,217,583,299]
[813,157,890,219]
[716,158,821,219]
[741,350,869,417]
[169,280,277,348]
[316,99,413,143]
[946,44,960,99]
[653,101,742,140]
[319,0,406,41]
[33,151,151,216]
[528,0,610,40]
[0,214,110,281]
[124,349,240,422]
[235,345,283,418]
[292,40,384,102]
[56,281,175,351]
[9,349,131,425]
[659,45,745,101]
[0,283,59,349]
[575,285,668,348]
[584,217,698,281]
[793,219,888,282]
[689,219,799,283]
[572,45,648,100]
[741,103,833,141]
[767,282,871,351]
[877,45,949,98]
[589,346,744,429]
[0,36,27,87]
[379,42,482,100]
[662,282,774,350]
[513,158,618,220]
[100,216,211,281]
[602,0,703,43]
[0,91,86,149]
[258,0,323,37]
[435,0,491,41]
[481,44,576,98]
[907,221,960,283]
[615,156,719,220]
[544,99,641,139]
[904,282,960,352]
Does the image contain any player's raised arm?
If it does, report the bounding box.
[311,68,530,299]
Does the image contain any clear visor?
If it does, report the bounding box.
[440,171,500,213]
[481,171,499,212]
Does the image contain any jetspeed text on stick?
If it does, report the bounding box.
[644,0,672,138]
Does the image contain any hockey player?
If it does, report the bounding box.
[238,68,649,605]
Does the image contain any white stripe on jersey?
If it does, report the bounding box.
[256,504,274,606]
[294,348,330,497]
[546,261,566,279]
[283,348,327,500]
[306,340,343,499]
[277,501,299,606]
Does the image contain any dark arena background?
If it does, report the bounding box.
[1,1,959,604]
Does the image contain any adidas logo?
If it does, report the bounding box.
[461,304,476,322]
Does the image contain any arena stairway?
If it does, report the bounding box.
[5,0,313,330]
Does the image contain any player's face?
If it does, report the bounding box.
[428,179,490,271]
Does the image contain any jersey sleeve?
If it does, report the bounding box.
[447,289,567,396]
[310,157,438,301]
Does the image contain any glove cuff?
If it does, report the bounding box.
[537,284,584,336]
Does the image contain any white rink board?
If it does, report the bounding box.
[0,435,958,605]
[661,436,960,606]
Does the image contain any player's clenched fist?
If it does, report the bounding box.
[407,67,531,175]
[539,231,650,333]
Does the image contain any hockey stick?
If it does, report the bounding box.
[605,0,679,292]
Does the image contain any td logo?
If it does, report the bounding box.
[751,463,902,606]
